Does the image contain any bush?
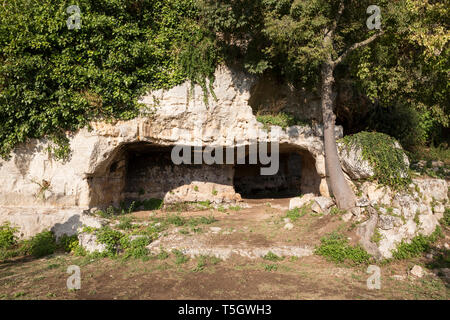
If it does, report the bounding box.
[57,234,79,253]
[0,0,217,159]
[315,232,371,265]
[0,222,18,249]
[27,230,57,258]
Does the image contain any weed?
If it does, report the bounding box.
[263,251,284,262]
[0,222,18,249]
[96,227,124,255]
[263,264,278,272]
[57,234,79,253]
[26,230,57,258]
[157,249,169,260]
[172,249,189,265]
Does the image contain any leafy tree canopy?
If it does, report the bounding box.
[0,0,218,159]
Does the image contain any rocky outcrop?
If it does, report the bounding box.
[354,178,448,259]
[0,65,345,239]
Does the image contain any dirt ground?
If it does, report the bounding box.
[0,198,448,300]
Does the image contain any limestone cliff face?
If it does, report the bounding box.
[0,66,341,237]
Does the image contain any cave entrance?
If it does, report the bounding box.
[88,142,235,208]
[233,145,320,199]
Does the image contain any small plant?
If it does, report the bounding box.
[263,264,278,272]
[329,206,346,216]
[123,236,151,260]
[228,205,242,211]
[0,222,18,249]
[117,217,135,230]
[193,185,199,192]
[315,232,371,265]
[96,227,124,255]
[212,189,218,196]
[440,208,450,228]
[157,249,169,260]
[166,214,186,226]
[193,256,207,272]
[263,251,284,262]
[371,229,383,244]
[392,226,444,260]
[57,234,79,253]
[172,249,189,265]
[285,207,307,221]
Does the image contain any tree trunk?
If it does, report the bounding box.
[321,62,356,210]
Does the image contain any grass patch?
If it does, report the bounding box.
[285,207,308,221]
[172,249,189,265]
[392,226,444,260]
[263,264,278,272]
[263,251,284,262]
[315,232,371,265]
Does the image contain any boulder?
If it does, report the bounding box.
[78,232,106,253]
[289,193,315,210]
[337,142,374,180]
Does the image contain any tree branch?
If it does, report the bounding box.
[329,1,345,39]
[333,31,385,66]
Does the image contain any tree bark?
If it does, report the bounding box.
[321,61,356,210]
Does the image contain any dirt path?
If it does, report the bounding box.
[0,199,448,300]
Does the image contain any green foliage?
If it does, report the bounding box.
[0,222,18,249]
[315,232,371,265]
[57,234,79,253]
[0,0,218,158]
[263,251,283,262]
[27,230,57,258]
[96,226,124,255]
[117,217,135,230]
[256,112,308,130]
[392,226,444,260]
[440,208,450,228]
[263,264,278,272]
[285,205,310,221]
[329,206,346,216]
[122,236,151,260]
[172,249,189,265]
[340,131,411,189]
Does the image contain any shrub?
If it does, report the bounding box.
[440,208,450,228]
[285,207,308,221]
[123,236,151,260]
[28,230,57,258]
[96,227,124,255]
[263,251,283,262]
[172,249,189,265]
[315,232,371,265]
[57,234,79,253]
[0,222,18,249]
